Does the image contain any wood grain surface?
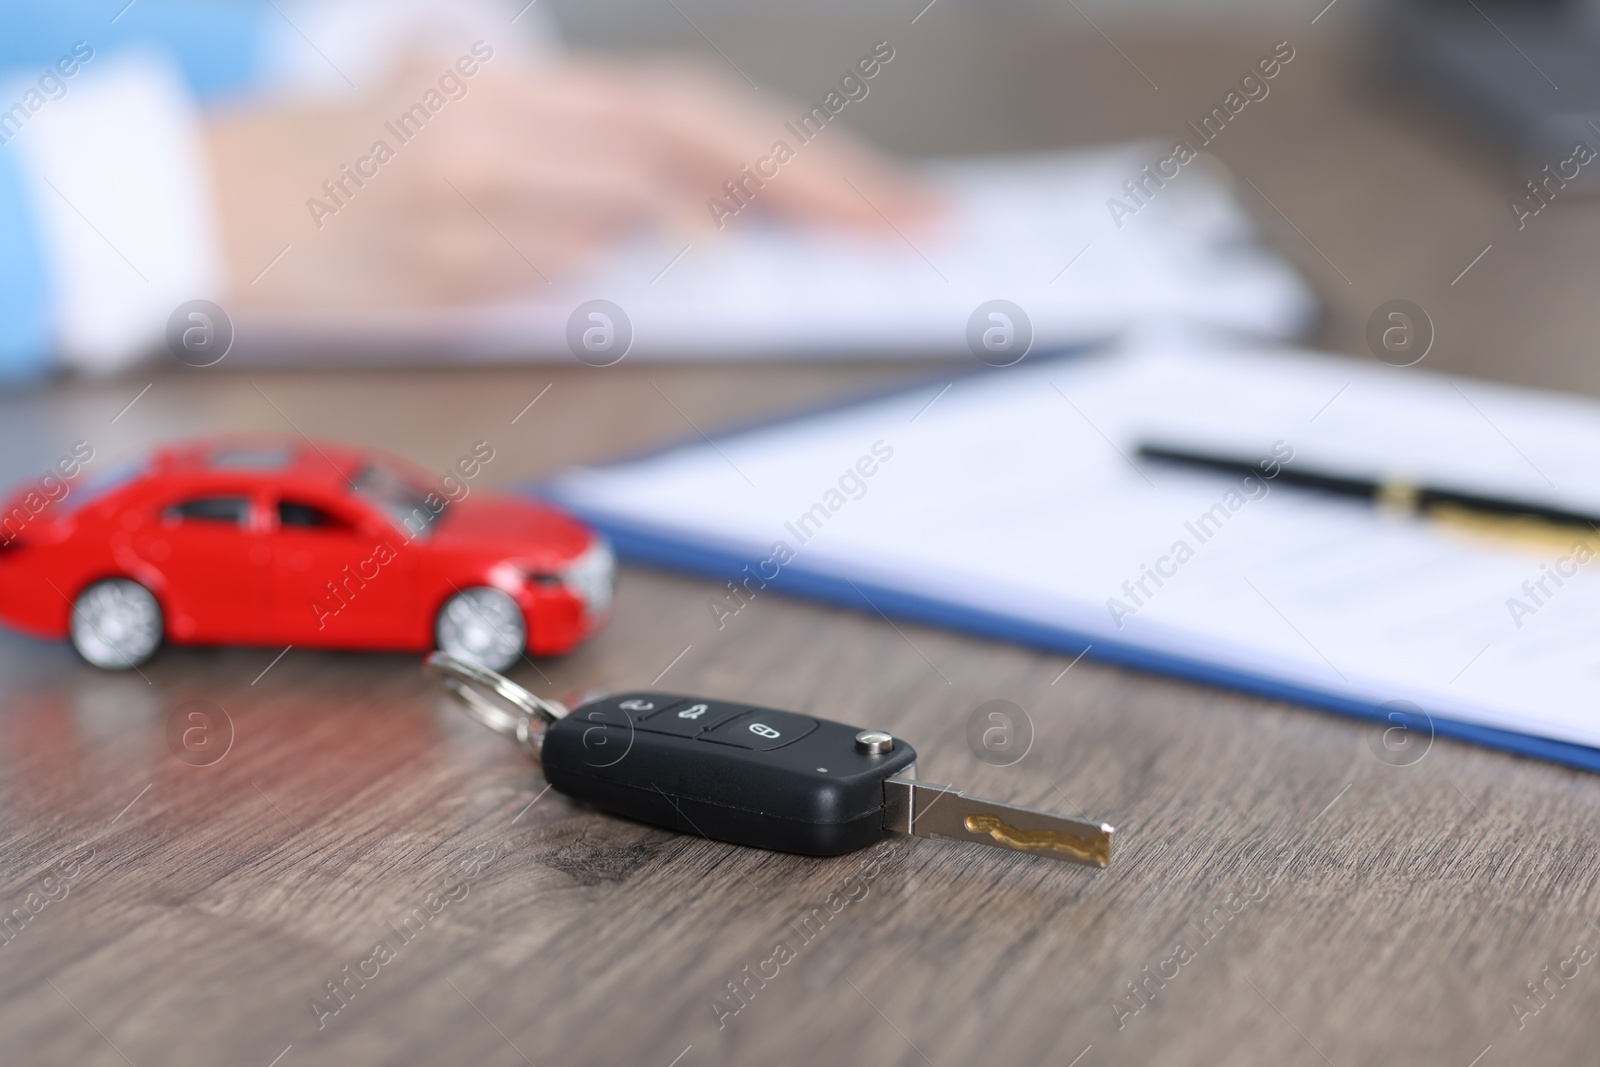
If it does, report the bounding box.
[4,15,1600,1067]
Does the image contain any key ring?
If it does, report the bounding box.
[423,652,568,759]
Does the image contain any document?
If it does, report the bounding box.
[231,146,1315,363]
[545,333,1600,754]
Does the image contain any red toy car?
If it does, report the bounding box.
[0,438,613,671]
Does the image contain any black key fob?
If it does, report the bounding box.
[425,654,1114,866]
[543,693,919,856]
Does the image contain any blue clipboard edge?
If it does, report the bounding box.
[535,502,1600,777]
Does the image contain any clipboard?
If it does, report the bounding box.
[541,335,1600,773]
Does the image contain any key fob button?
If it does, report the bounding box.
[698,710,818,751]
[636,698,747,737]
[569,694,668,730]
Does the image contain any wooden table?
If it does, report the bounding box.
[5,15,1600,1067]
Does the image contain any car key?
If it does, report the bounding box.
[425,653,1114,867]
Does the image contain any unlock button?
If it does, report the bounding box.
[698,710,818,751]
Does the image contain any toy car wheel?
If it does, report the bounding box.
[435,587,526,673]
[70,578,164,670]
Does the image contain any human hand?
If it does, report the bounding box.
[207,53,940,310]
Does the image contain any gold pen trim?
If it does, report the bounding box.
[1422,502,1600,557]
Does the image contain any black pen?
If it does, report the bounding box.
[1136,441,1600,551]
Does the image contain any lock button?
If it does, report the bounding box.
[698,709,818,751]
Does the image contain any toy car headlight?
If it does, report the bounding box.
[553,537,614,615]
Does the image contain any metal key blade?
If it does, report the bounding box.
[882,777,1113,867]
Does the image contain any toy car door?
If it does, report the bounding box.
[132,491,270,644]
[267,493,415,647]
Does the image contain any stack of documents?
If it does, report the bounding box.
[232,146,1315,362]
[543,333,1600,769]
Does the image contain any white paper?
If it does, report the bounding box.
[231,146,1315,363]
